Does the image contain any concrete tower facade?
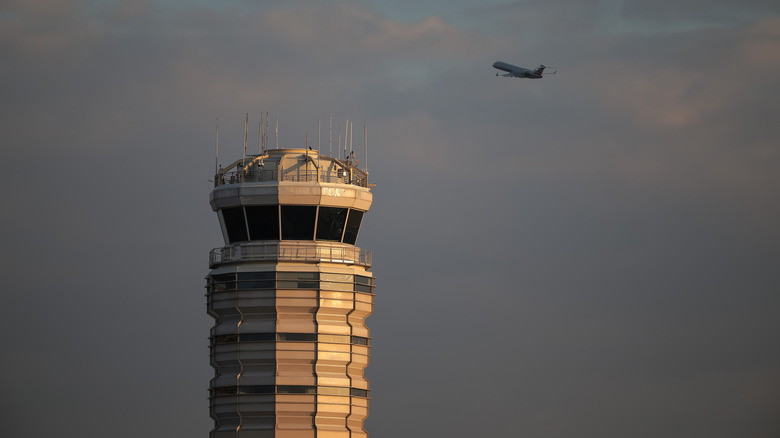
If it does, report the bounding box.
[207,148,374,438]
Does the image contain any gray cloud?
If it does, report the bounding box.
[1,1,779,437]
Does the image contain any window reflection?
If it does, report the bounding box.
[221,205,364,244]
[355,275,372,293]
[316,207,348,242]
[343,209,363,245]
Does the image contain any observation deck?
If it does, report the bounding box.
[209,148,373,261]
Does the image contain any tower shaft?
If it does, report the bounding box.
[207,148,374,438]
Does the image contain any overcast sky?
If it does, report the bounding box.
[2,1,780,437]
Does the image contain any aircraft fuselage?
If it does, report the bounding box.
[492,61,545,79]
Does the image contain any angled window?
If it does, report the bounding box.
[246,205,280,241]
[355,275,373,293]
[316,207,348,242]
[209,273,237,292]
[351,336,370,346]
[343,209,364,245]
[238,271,275,290]
[277,271,319,289]
[222,207,248,243]
[280,205,316,240]
[239,385,274,395]
[277,333,317,342]
[277,385,317,394]
[350,388,368,398]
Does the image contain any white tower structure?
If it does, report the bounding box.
[207,147,374,438]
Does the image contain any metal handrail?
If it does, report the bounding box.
[215,168,367,188]
[210,242,372,268]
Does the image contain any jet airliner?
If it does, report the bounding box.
[492,61,555,79]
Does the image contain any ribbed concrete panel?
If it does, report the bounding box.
[349,296,372,338]
[275,394,316,437]
[348,346,370,390]
[275,290,317,334]
[276,342,317,386]
[316,343,351,388]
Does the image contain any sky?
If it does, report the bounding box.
[1,0,780,436]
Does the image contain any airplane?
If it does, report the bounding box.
[492,61,555,78]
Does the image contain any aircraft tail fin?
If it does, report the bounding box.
[534,65,546,75]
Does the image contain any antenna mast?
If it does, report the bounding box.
[275,113,279,149]
[243,113,248,162]
[364,123,368,174]
[317,119,321,181]
[215,118,219,176]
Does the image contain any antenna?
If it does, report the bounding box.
[258,119,262,154]
[243,113,248,162]
[329,115,332,158]
[275,113,279,149]
[215,118,219,176]
[344,119,348,160]
[317,119,321,182]
[260,112,264,153]
[364,123,368,174]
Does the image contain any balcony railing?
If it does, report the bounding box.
[210,242,372,268]
[215,169,367,187]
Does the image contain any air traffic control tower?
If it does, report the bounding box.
[206,147,374,438]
